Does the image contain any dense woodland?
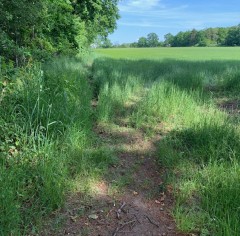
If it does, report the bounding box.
[0,0,119,64]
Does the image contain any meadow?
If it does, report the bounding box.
[95,47,240,60]
[94,47,240,235]
[1,47,240,235]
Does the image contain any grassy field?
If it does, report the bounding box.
[95,47,240,60]
[94,47,240,235]
[1,48,240,235]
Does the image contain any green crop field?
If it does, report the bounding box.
[95,47,240,60]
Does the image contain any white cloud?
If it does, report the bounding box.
[119,0,165,12]
[117,10,240,32]
[117,0,240,38]
[119,21,171,28]
[119,1,189,19]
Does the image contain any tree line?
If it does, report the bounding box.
[0,0,119,65]
[164,25,240,47]
[101,24,240,48]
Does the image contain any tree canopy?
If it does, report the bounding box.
[147,33,159,47]
[137,37,148,47]
[225,25,240,46]
[164,26,240,47]
[0,0,120,63]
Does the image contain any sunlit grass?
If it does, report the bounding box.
[0,57,96,235]
[92,55,240,235]
[95,47,240,61]
[2,47,240,235]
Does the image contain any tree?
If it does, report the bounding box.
[172,31,187,46]
[0,0,45,63]
[189,29,198,46]
[130,42,138,48]
[0,0,120,63]
[144,25,240,48]
[101,38,113,48]
[217,27,228,45]
[147,33,159,47]
[71,0,120,43]
[225,25,240,46]
[164,33,174,46]
[204,28,218,45]
[137,37,148,47]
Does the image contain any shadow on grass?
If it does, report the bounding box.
[42,56,240,235]
[92,57,240,96]
[42,119,175,236]
[156,118,240,235]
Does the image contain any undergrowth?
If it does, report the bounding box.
[0,56,113,235]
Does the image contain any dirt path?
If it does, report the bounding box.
[41,101,188,236]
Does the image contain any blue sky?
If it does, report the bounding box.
[109,0,240,44]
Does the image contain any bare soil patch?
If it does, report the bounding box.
[218,99,240,114]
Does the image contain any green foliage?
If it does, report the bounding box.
[0,0,119,63]
[134,33,160,48]
[225,25,240,46]
[166,25,239,47]
[147,33,159,47]
[137,37,148,47]
[0,57,95,234]
[72,0,120,41]
[164,33,174,46]
[100,38,113,48]
[121,24,240,48]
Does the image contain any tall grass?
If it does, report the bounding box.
[92,58,142,122]
[2,52,240,235]
[92,57,240,236]
[199,162,240,235]
[0,57,94,234]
